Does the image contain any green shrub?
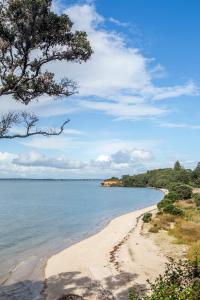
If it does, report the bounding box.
[128,289,140,300]
[146,259,200,300]
[142,212,152,223]
[171,184,192,200]
[157,198,172,210]
[131,259,200,300]
[163,204,183,216]
[166,191,181,201]
[193,193,200,207]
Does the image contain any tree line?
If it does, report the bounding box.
[120,161,200,189]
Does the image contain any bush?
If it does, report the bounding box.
[142,212,152,223]
[171,184,192,200]
[166,191,181,201]
[163,204,183,216]
[128,289,140,300]
[193,193,200,207]
[131,259,200,300]
[157,193,180,210]
[146,259,200,300]
[157,198,172,210]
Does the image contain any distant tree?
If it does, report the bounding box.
[174,168,191,184]
[192,162,200,186]
[122,175,134,187]
[0,0,92,139]
[174,160,182,171]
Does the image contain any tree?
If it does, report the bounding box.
[174,160,182,171]
[192,162,200,186]
[171,183,192,200]
[0,0,92,139]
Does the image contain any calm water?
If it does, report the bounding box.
[0,180,163,299]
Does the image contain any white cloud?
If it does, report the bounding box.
[13,151,85,170]
[109,17,129,27]
[54,3,198,120]
[90,148,153,172]
[111,149,153,163]
[81,100,166,120]
[21,136,83,151]
[0,3,198,123]
[160,122,200,129]
[0,147,155,178]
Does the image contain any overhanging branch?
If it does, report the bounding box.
[0,111,70,139]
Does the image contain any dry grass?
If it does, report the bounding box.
[149,197,200,260]
[149,213,177,233]
[176,200,195,209]
[187,241,200,261]
[169,220,200,244]
[185,208,200,223]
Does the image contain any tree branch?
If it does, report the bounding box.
[0,111,69,139]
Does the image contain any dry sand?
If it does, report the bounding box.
[44,205,169,300]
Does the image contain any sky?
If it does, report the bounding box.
[0,0,200,179]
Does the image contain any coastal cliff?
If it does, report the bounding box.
[101,178,122,187]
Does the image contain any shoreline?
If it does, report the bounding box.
[44,201,167,299]
[0,187,164,300]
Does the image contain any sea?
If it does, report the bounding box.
[0,179,163,299]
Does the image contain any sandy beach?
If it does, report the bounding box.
[44,204,169,300]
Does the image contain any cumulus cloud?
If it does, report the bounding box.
[0,147,154,177]
[90,148,153,171]
[13,152,85,170]
[53,3,199,120]
[111,149,153,164]
[0,3,198,122]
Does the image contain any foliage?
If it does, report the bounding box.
[121,165,194,191]
[130,259,200,300]
[0,0,92,138]
[171,184,192,200]
[128,289,140,300]
[157,192,180,211]
[193,193,200,207]
[142,212,152,223]
[165,192,181,201]
[163,204,184,216]
[146,259,200,300]
[174,160,182,171]
[192,162,200,186]
[157,198,173,210]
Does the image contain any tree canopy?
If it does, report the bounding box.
[120,162,200,190]
[174,160,182,171]
[0,0,92,138]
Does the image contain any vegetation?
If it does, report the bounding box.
[170,184,193,200]
[107,162,200,299]
[193,193,200,207]
[121,161,197,189]
[129,259,200,300]
[142,212,152,223]
[163,204,184,216]
[0,0,92,139]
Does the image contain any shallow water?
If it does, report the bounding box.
[0,180,163,299]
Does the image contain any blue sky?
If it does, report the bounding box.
[0,0,200,178]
